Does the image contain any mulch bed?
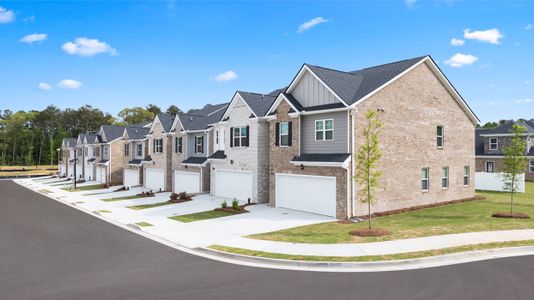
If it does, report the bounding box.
[215,204,252,215]
[492,212,530,219]
[349,228,389,237]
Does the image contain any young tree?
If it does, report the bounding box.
[354,109,383,230]
[502,124,528,214]
[166,105,183,115]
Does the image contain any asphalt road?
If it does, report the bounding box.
[1,180,534,300]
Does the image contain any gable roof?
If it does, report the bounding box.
[157,114,175,133]
[100,125,125,143]
[125,126,150,140]
[176,103,229,131]
[76,133,86,145]
[64,138,77,148]
[84,134,96,144]
[479,120,534,136]
[237,91,278,117]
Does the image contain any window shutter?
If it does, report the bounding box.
[179,137,182,153]
[152,139,155,153]
[245,126,250,147]
[275,122,280,146]
[288,122,292,146]
[230,127,234,148]
[201,136,204,153]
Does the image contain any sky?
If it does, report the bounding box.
[0,0,532,123]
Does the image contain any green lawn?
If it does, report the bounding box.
[169,210,233,223]
[62,184,104,192]
[135,221,153,227]
[127,201,173,210]
[102,195,153,202]
[95,210,111,213]
[250,182,534,244]
[210,239,534,262]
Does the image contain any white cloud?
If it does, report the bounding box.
[62,37,117,57]
[525,24,533,30]
[297,17,329,33]
[515,98,533,104]
[0,6,15,24]
[20,33,47,44]
[444,53,478,68]
[463,28,503,44]
[450,38,464,46]
[58,79,83,89]
[212,71,237,82]
[37,82,52,91]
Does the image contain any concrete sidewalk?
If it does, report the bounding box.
[218,229,534,257]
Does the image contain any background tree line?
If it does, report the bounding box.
[0,103,197,166]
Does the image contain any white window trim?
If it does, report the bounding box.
[279,122,289,147]
[463,166,470,187]
[195,135,203,153]
[154,139,163,154]
[529,159,534,173]
[489,138,498,150]
[124,143,130,156]
[136,143,143,158]
[441,166,449,189]
[233,127,247,148]
[437,125,444,149]
[485,161,495,173]
[421,167,429,192]
[314,119,334,141]
[215,130,219,145]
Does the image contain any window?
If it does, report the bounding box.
[216,130,219,145]
[463,166,470,186]
[441,167,449,189]
[153,139,163,154]
[279,122,289,146]
[175,137,182,153]
[485,161,495,173]
[124,144,130,156]
[530,160,534,173]
[94,147,100,157]
[489,138,498,150]
[195,136,204,153]
[437,126,444,148]
[421,168,429,191]
[136,143,143,157]
[232,127,248,148]
[103,147,108,157]
[315,119,334,141]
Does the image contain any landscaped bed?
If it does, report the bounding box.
[209,239,534,262]
[249,182,534,244]
[169,210,234,223]
[126,192,192,209]
[102,192,156,202]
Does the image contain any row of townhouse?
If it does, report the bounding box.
[60,55,480,219]
[475,120,534,181]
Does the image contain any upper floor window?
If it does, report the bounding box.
[485,161,495,173]
[94,147,100,157]
[279,122,289,146]
[195,135,204,153]
[463,166,470,186]
[175,137,182,153]
[441,167,449,189]
[315,119,334,141]
[136,143,143,157]
[153,139,163,154]
[421,167,429,191]
[437,126,444,148]
[232,127,248,148]
[489,138,498,150]
[124,144,129,156]
[103,146,108,157]
[216,130,219,145]
[529,160,534,173]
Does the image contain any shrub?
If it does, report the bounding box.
[221,200,227,208]
[170,193,179,201]
[138,191,155,197]
[178,192,191,200]
[232,198,240,210]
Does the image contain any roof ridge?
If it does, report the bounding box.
[238,90,276,97]
[351,55,428,73]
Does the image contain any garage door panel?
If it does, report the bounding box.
[85,163,93,181]
[145,168,165,191]
[276,174,336,217]
[215,170,253,201]
[124,169,140,188]
[174,171,200,194]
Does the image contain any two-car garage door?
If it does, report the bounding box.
[214,170,253,201]
[275,173,337,218]
[145,168,165,192]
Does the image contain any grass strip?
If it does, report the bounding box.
[102,195,150,202]
[127,201,173,210]
[62,184,104,192]
[209,240,534,262]
[135,222,153,227]
[169,210,233,223]
[95,210,111,213]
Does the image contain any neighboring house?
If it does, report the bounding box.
[208,91,277,203]
[59,138,76,177]
[121,124,151,188]
[96,125,127,185]
[84,134,102,182]
[144,114,176,192]
[265,55,479,218]
[75,134,87,180]
[475,120,534,182]
[170,103,228,194]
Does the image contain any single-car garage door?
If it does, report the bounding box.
[95,166,106,183]
[275,173,337,217]
[68,164,74,178]
[124,169,140,188]
[174,171,200,194]
[76,164,83,179]
[60,165,66,177]
[214,169,253,201]
[84,163,93,181]
[145,168,165,192]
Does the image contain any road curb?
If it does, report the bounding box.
[12,179,534,273]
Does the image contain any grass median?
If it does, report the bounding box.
[169,210,233,223]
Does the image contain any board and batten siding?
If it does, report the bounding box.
[292,71,338,107]
[300,111,348,154]
[186,132,208,157]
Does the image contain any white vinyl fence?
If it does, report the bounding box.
[475,172,525,193]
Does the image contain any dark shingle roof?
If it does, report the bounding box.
[128,159,143,165]
[101,125,125,143]
[292,153,351,163]
[178,103,229,131]
[481,120,534,135]
[236,91,277,117]
[156,114,175,133]
[475,128,489,156]
[126,126,149,140]
[281,92,304,111]
[87,158,96,163]
[77,133,86,145]
[304,56,427,106]
[208,150,226,160]
[182,157,208,165]
[65,138,77,148]
[84,134,96,144]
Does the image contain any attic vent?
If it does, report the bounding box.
[189,116,193,122]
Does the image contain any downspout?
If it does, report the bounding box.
[351,108,357,217]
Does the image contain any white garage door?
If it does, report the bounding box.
[60,165,66,177]
[174,171,200,194]
[96,166,106,183]
[76,164,83,179]
[276,173,337,217]
[145,168,165,192]
[68,164,74,178]
[84,163,93,181]
[215,169,253,201]
[124,169,140,188]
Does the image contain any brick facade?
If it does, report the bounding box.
[476,157,534,182]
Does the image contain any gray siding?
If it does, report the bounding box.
[292,70,338,107]
[187,132,208,157]
[301,111,348,154]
